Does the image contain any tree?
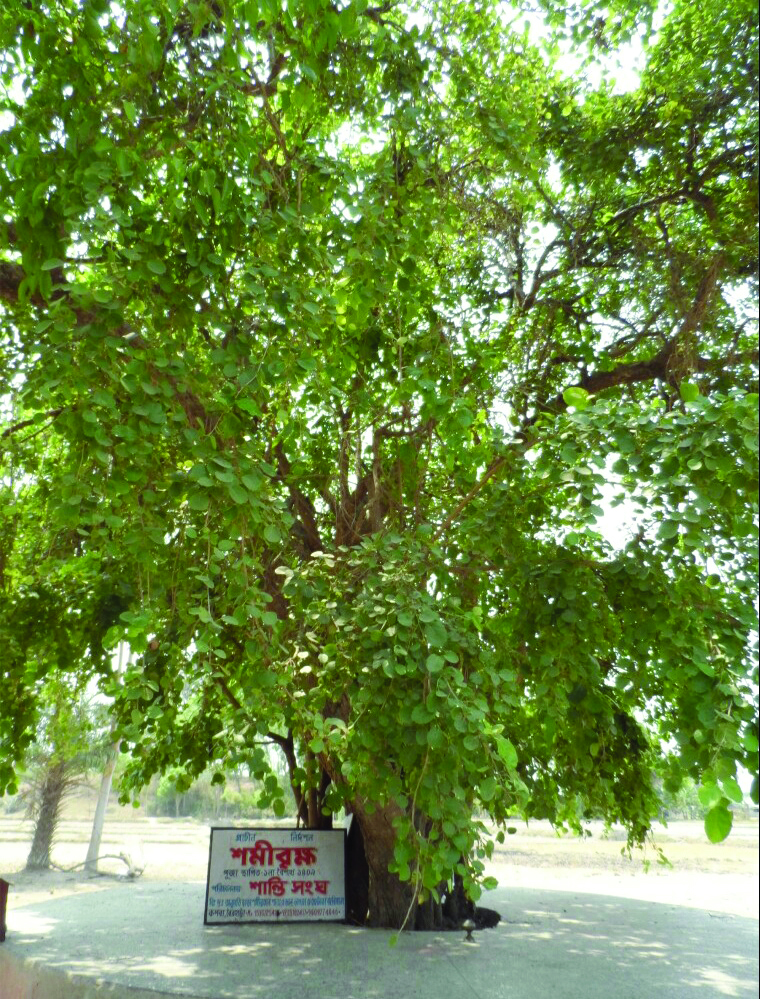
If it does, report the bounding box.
[22,679,103,870]
[84,645,127,875]
[1,0,757,928]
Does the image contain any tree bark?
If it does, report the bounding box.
[25,761,68,870]
[350,798,417,929]
[84,740,119,874]
[344,811,370,926]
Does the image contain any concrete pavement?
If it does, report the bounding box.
[1,880,758,998]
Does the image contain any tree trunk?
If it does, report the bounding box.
[84,741,118,874]
[441,872,475,926]
[25,761,68,870]
[343,800,494,930]
[350,798,418,929]
[306,767,334,830]
[344,811,370,926]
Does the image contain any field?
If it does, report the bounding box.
[1,796,757,922]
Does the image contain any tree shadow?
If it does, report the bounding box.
[1,882,757,999]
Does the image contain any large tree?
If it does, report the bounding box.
[1,0,757,929]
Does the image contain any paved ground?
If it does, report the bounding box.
[1,879,758,999]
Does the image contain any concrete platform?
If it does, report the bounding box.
[1,880,758,999]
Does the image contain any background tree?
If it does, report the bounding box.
[22,679,106,870]
[1,0,757,928]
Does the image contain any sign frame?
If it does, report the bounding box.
[203,826,347,925]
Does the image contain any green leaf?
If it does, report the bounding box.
[657,520,679,540]
[704,805,732,843]
[147,259,166,275]
[426,653,445,673]
[679,381,700,403]
[697,783,723,809]
[263,525,281,544]
[228,484,248,504]
[495,736,518,770]
[425,621,448,649]
[241,473,262,491]
[563,386,589,410]
[41,258,66,271]
[720,777,744,804]
[427,726,444,748]
[236,398,262,416]
[479,777,497,801]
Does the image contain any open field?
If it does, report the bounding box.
[2,806,757,920]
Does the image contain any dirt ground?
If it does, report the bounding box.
[1,803,757,921]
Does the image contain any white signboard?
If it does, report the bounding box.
[204,827,346,924]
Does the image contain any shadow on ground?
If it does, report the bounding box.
[1,882,757,999]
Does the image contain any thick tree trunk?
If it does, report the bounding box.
[344,811,370,925]
[342,800,499,931]
[25,761,67,870]
[350,798,417,929]
[306,768,333,830]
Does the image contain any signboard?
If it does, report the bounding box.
[204,827,346,924]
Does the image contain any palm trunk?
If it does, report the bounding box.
[26,761,67,870]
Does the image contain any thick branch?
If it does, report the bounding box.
[1,256,223,436]
[275,443,324,554]
[537,255,727,415]
[271,730,308,825]
[608,188,690,229]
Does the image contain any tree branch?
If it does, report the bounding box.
[275,443,324,554]
[1,409,64,440]
[432,455,509,542]
[242,51,287,98]
[533,255,728,417]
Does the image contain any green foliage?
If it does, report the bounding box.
[149,765,291,819]
[0,0,757,921]
[20,678,111,867]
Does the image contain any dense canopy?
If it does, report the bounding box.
[1,0,757,928]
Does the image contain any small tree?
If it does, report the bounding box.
[23,680,104,870]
